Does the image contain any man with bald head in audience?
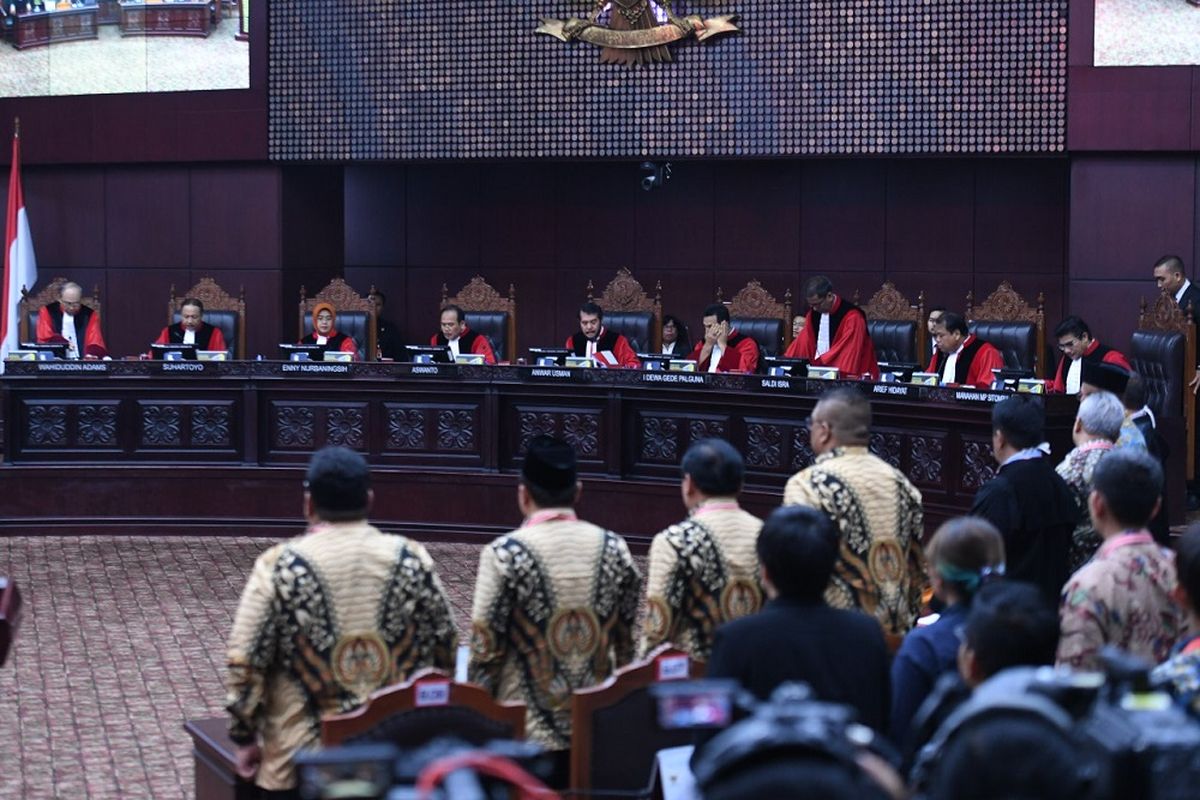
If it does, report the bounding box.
[36,280,108,359]
[783,388,926,649]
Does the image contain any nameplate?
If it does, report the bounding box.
[641,372,706,386]
[159,362,208,374]
[656,654,690,682]
[414,680,451,707]
[872,383,919,399]
[758,376,798,392]
[35,362,109,373]
[279,362,350,375]
[953,389,1010,404]
[529,367,573,379]
[409,365,444,376]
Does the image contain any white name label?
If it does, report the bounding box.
[656,654,690,682]
[415,680,451,707]
[280,363,350,374]
[36,362,108,373]
[641,373,706,385]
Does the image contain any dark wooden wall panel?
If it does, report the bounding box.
[106,268,191,357]
[476,164,557,270]
[23,168,106,269]
[634,164,716,271]
[712,162,802,271]
[189,167,281,270]
[974,161,1068,274]
[344,168,406,267]
[884,162,976,273]
[405,165,483,270]
[800,161,887,273]
[104,169,191,268]
[553,164,640,271]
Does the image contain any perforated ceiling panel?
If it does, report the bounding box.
[268,0,1067,160]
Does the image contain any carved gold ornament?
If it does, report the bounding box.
[536,0,739,66]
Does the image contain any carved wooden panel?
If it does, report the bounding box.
[960,438,998,492]
[516,408,602,458]
[386,407,426,450]
[437,409,477,451]
[140,404,183,447]
[77,404,118,447]
[271,403,315,449]
[326,406,367,449]
[191,404,233,447]
[639,415,680,463]
[869,431,903,470]
[25,403,67,446]
[744,421,785,469]
[791,425,814,471]
[907,434,945,487]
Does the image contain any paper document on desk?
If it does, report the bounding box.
[653,745,698,800]
[594,350,618,368]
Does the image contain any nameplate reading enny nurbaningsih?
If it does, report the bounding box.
[279,362,351,375]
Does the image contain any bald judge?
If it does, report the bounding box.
[37,281,109,359]
[784,276,878,379]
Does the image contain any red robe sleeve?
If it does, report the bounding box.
[613,335,640,368]
[153,327,171,346]
[926,351,938,373]
[82,313,108,358]
[472,334,497,365]
[965,343,1005,389]
[339,334,360,361]
[1048,355,1067,393]
[36,307,55,343]
[732,335,758,373]
[787,312,817,359]
[208,326,227,353]
[1102,348,1132,372]
[811,310,879,379]
[564,335,575,349]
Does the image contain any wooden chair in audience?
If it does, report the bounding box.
[298,278,378,361]
[168,277,247,359]
[441,275,518,363]
[1132,293,1196,481]
[965,281,1046,377]
[570,645,702,799]
[586,267,663,353]
[18,277,102,345]
[852,282,926,364]
[716,279,793,358]
[321,668,527,748]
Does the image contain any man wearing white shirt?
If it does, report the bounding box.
[431,304,496,364]
[1154,255,1200,317]
[152,297,227,353]
[36,281,108,359]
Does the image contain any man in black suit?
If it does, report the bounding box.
[706,505,890,733]
[1154,254,1200,319]
[970,396,1077,605]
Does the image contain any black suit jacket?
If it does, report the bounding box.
[706,596,890,733]
[1177,283,1200,320]
[970,455,1076,604]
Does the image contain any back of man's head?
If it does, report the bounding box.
[961,582,1058,681]
[306,446,371,522]
[1175,524,1200,612]
[928,715,1092,800]
[521,435,578,508]
[682,438,744,497]
[991,396,1044,451]
[1122,372,1147,412]
[1091,449,1163,529]
[816,388,871,446]
[1075,390,1124,442]
[756,506,838,601]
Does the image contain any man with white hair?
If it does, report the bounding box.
[1056,391,1123,571]
[36,280,108,359]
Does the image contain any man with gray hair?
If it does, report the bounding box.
[783,388,925,648]
[1056,391,1123,570]
[35,280,108,359]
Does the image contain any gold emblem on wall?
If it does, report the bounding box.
[536,1,739,66]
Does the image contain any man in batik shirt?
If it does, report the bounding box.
[226,447,457,796]
[468,436,642,758]
[783,388,926,650]
[642,438,763,662]
[1152,525,1200,715]
[1057,450,1185,671]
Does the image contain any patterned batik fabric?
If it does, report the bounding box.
[1055,441,1114,572]
[641,504,763,662]
[1151,637,1200,716]
[225,523,458,791]
[783,446,926,640]
[467,517,642,751]
[1057,536,1186,672]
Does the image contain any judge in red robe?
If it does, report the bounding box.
[300,303,360,360]
[432,304,497,364]
[153,297,228,353]
[784,277,878,379]
[36,281,108,359]
[565,302,640,368]
[1047,315,1132,395]
[689,303,759,373]
[927,311,1005,389]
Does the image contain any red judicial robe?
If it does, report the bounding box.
[37,302,108,358]
[688,330,759,373]
[154,322,227,352]
[565,327,640,368]
[431,327,497,364]
[1047,340,1132,394]
[784,295,879,379]
[926,335,1005,389]
[300,330,360,360]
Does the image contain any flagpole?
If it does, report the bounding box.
[2,117,37,373]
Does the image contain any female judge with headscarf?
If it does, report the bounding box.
[300,302,360,360]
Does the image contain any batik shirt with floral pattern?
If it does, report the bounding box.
[1152,635,1200,716]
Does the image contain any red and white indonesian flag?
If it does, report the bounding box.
[1,127,37,373]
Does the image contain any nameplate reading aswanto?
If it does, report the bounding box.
[279,363,350,375]
[36,362,109,373]
[410,366,442,376]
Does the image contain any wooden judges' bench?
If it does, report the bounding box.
[0,361,1081,539]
